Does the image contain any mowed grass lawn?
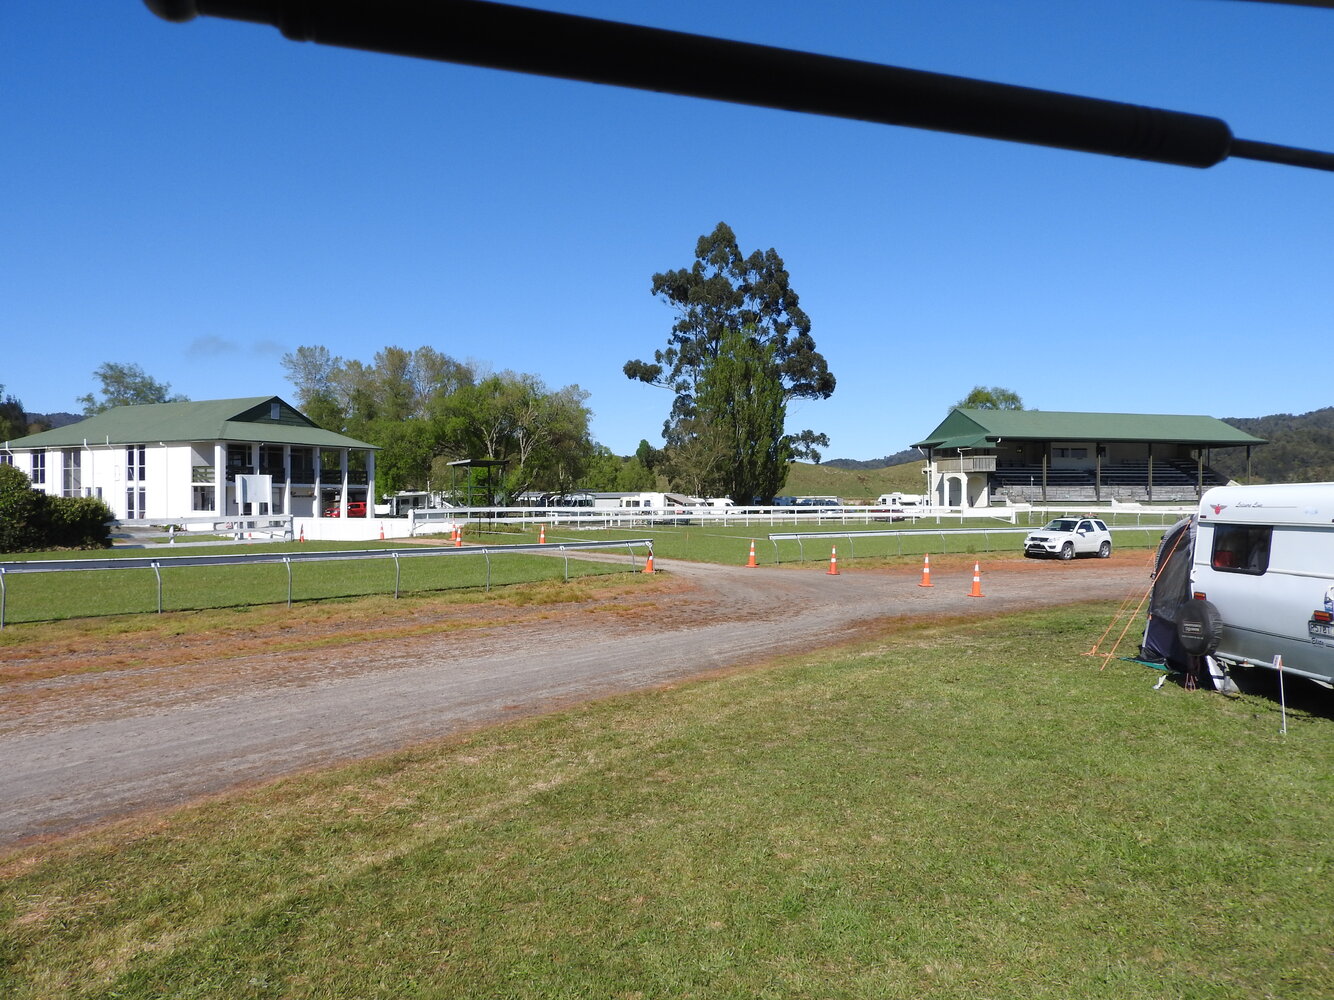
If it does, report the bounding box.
[0,542,636,624]
[3,605,1330,999]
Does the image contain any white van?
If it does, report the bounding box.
[1145,483,1334,689]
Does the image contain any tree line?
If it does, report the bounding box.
[279,344,644,500]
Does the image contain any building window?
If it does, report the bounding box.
[290,448,315,481]
[192,485,215,511]
[62,449,82,497]
[0,454,11,467]
[126,487,146,519]
[126,445,146,482]
[31,451,45,483]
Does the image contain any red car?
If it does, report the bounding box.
[322,501,367,517]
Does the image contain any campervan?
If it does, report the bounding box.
[1144,483,1334,689]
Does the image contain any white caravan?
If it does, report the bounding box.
[1145,483,1334,689]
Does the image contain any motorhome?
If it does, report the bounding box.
[1144,483,1334,690]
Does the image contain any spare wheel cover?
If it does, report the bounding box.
[1177,598,1223,656]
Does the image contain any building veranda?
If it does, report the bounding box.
[1,397,378,523]
[914,409,1265,508]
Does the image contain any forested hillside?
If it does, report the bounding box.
[1213,408,1334,483]
[822,448,918,470]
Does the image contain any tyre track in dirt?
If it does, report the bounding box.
[0,554,1151,847]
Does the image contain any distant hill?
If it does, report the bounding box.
[822,448,918,471]
[23,411,82,432]
[1214,408,1334,483]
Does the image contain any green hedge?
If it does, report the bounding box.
[0,464,113,552]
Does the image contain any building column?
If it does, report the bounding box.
[1041,449,1049,505]
[213,442,226,516]
[340,449,349,516]
[1147,443,1154,503]
[283,444,292,515]
[313,448,322,516]
[366,449,376,517]
[1094,442,1102,502]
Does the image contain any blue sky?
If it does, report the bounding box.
[4,1,1332,460]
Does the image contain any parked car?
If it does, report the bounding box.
[323,501,368,518]
[1023,517,1111,559]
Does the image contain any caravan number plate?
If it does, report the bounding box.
[1309,621,1334,638]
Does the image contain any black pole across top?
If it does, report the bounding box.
[145,0,1334,172]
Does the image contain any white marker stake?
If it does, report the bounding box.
[1274,654,1287,736]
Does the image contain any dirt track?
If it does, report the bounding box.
[0,552,1152,847]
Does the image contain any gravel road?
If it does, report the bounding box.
[0,553,1151,847]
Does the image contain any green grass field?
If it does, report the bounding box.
[0,513,1170,624]
[3,603,1330,999]
[0,543,637,624]
[499,520,1166,567]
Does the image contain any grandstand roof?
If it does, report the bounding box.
[914,409,1265,450]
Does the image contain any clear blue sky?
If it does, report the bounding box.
[4,1,1332,460]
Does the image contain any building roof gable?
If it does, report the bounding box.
[4,397,378,451]
[914,409,1265,449]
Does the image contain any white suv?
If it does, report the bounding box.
[1023,517,1112,559]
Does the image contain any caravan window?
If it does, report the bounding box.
[1211,524,1271,575]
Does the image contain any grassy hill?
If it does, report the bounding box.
[782,460,927,503]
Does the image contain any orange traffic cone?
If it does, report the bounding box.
[967,561,984,598]
[298,525,305,543]
[539,524,546,544]
[746,539,757,568]
[827,545,840,575]
[918,553,933,588]
[454,525,463,547]
[643,550,655,574]
[379,522,385,540]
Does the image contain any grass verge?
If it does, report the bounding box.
[2,604,1329,998]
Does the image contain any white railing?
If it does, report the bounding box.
[407,504,1017,535]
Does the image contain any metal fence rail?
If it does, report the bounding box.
[0,538,653,628]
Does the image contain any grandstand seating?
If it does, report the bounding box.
[991,459,1227,503]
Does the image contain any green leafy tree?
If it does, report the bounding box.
[626,222,834,420]
[0,464,45,552]
[634,439,663,474]
[0,385,26,441]
[692,328,792,503]
[365,419,440,496]
[78,363,186,415]
[282,344,475,432]
[581,447,658,493]
[955,386,1024,410]
[437,373,594,497]
[625,223,834,497]
[280,345,345,429]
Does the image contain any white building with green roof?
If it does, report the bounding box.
[914,409,1265,507]
[1,397,378,523]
